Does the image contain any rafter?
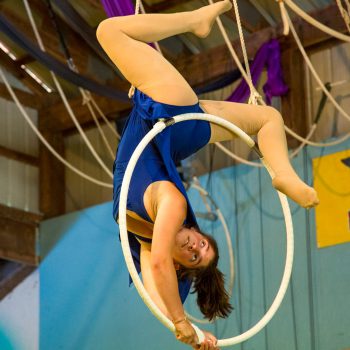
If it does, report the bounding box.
[0,81,41,109]
[0,261,35,300]
[0,145,39,166]
[36,2,348,133]
[0,0,102,77]
[0,50,45,95]
[175,3,348,88]
[0,204,42,265]
[39,92,131,132]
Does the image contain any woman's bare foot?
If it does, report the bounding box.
[272,174,320,208]
[192,0,232,38]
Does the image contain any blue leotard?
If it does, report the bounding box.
[113,88,211,302]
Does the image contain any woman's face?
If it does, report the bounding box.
[172,227,215,269]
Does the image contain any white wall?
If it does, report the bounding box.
[0,96,39,212]
[307,42,350,141]
[0,270,39,350]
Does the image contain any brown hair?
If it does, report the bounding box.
[178,228,233,321]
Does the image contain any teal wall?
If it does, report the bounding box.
[39,140,350,350]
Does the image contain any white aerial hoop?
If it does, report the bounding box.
[118,113,294,347]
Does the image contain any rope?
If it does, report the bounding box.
[211,0,350,158]
[231,0,254,99]
[335,0,350,33]
[45,0,118,158]
[0,68,112,188]
[282,6,350,123]
[215,142,263,167]
[90,97,121,139]
[285,125,350,147]
[277,0,290,35]
[207,0,261,100]
[128,0,163,98]
[22,0,113,179]
[283,0,350,42]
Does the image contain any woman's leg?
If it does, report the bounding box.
[200,100,319,208]
[96,0,232,105]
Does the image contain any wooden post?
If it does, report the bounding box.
[0,204,42,265]
[280,45,309,149]
[39,112,66,218]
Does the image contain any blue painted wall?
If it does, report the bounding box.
[39,139,350,350]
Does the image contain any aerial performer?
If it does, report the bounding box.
[96,1,319,349]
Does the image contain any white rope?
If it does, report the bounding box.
[0,68,112,188]
[193,176,212,213]
[84,95,115,159]
[128,0,163,98]
[282,7,350,124]
[335,0,350,33]
[283,0,350,42]
[207,0,260,98]
[231,0,254,96]
[90,98,121,140]
[215,142,263,167]
[64,59,117,158]
[285,125,350,147]
[119,113,294,347]
[277,0,290,35]
[208,0,350,162]
[22,0,113,179]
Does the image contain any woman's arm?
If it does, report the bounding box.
[140,241,171,318]
[141,184,218,349]
[150,187,187,322]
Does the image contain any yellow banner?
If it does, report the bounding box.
[313,149,350,248]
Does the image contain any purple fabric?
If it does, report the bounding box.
[227,39,288,104]
[101,0,135,17]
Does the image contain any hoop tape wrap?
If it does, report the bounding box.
[118,113,294,347]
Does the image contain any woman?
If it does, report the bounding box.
[96,1,319,349]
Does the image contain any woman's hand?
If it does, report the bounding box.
[174,318,198,347]
[193,330,219,350]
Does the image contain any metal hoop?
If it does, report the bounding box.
[118,113,294,347]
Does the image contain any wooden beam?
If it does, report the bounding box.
[0,82,41,109]
[39,92,131,132]
[0,204,42,265]
[0,0,89,73]
[175,3,348,88]
[36,3,348,133]
[281,47,308,148]
[175,26,276,88]
[0,51,45,95]
[39,128,65,218]
[0,261,35,301]
[0,145,39,167]
[142,0,195,13]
